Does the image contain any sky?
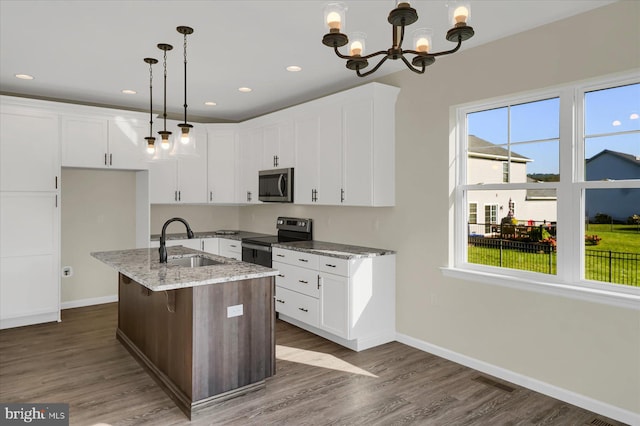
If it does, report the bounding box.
[467,83,640,176]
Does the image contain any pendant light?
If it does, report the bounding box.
[172,26,198,157]
[143,57,158,158]
[154,43,173,161]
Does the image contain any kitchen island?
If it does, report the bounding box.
[91,247,278,419]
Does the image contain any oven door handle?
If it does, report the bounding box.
[242,242,272,253]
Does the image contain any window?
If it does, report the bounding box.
[450,73,640,305]
[468,202,477,224]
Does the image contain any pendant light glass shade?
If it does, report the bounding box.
[143,57,158,161]
[155,42,173,161]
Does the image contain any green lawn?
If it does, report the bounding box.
[468,225,639,286]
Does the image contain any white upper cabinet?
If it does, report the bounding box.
[294,83,398,207]
[108,118,148,170]
[149,122,208,204]
[0,106,60,192]
[61,113,147,170]
[261,118,295,169]
[294,104,342,205]
[207,125,238,204]
[237,127,261,204]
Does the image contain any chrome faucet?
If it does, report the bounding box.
[159,217,195,263]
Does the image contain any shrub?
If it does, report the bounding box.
[593,213,612,224]
[627,214,640,225]
[585,234,602,245]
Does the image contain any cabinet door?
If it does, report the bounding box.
[293,113,319,204]
[319,272,349,339]
[61,115,109,168]
[202,238,219,255]
[1,109,59,192]
[342,98,374,206]
[176,126,208,203]
[1,193,59,324]
[316,106,343,205]
[207,127,237,203]
[149,159,178,204]
[262,120,295,169]
[108,118,147,170]
[238,127,261,203]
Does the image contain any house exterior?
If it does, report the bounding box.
[585,149,640,221]
[467,135,557,235]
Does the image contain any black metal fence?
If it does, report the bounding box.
[585,250,639,286]
[468,237,639,286]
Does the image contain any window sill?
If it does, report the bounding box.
[441,267,640,310]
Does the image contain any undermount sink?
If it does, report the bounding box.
[166,255,223,268]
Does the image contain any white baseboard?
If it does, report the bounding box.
[61,294,118,310]
[0,311,60,330]
[396,332,639,426]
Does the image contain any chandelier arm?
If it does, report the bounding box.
[400,54,426,74]
[333,45,387,61]
[356,56,389,78]
[420,37,464,58]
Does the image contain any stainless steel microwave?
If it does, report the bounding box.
[258,168,293,202]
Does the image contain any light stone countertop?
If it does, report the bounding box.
[91,246,278,292]
[150,230,273,242]
[273,240,396,259]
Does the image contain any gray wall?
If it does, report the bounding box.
[238,1,640,415]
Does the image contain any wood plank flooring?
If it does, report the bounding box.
[0,303,626,426]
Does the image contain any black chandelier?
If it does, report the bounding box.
[322,1,475,77]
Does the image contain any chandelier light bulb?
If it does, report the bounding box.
[350,40,363,56]
[161,137,171,150]
[147,144,155,154]
[327,12,341,30]
[416,37,429,52]
[453,6,469,24]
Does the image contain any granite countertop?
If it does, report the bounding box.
[91,246,278,292]
[150,230,273,242]
[273,240,396,259]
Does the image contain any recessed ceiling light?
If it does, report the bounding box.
[286,65,302,72]
[204,101,217,106]
[238,87,252,93]
[612,120,622,126]
[630,113,639,120]
[121,89,137,95]
[15,74,34,80]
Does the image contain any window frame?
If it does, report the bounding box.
[445,72,640,309]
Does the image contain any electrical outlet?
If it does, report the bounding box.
[227,304,243,318]
[62,266,73,277]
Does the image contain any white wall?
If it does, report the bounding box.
[61,168,136,305]
[239,1,640,418]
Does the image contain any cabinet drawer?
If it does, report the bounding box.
[319,256,349,276]
[219,238,241,253]
[273,261,319,298]
[272,248,318,269]
[275,286,319,327]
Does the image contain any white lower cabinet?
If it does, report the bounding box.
[273,247,395,351]
[218,238,241,260]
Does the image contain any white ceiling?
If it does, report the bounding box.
[0,0,615,122]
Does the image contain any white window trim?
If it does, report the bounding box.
[445,71,640,310]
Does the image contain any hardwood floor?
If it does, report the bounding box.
[0,303,626,426]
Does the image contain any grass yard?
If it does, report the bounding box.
[468,224,639,286]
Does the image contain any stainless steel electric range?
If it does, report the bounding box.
[241,217,313,267]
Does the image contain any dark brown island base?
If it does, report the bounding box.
[92,247,278,419]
